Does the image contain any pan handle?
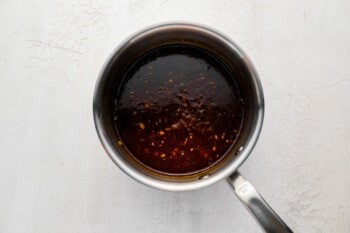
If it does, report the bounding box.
[227,172,293,233]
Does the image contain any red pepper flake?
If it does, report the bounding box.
[139,122,145,130]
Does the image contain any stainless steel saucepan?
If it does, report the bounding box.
[93,23,293,233]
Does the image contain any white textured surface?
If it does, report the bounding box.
[1,0,350,232]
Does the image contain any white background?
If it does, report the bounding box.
[1,0,349,232]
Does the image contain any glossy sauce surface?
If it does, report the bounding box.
[114,45,244,174]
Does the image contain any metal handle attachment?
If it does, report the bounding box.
[227,172,293,233]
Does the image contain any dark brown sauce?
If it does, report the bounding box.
[114,45,244,174]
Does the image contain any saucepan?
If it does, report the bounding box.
[93,22,292,233]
